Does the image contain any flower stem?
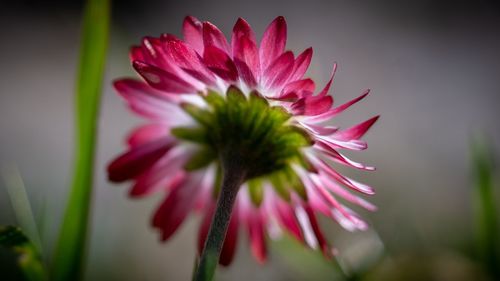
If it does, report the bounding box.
[194,155,246,281]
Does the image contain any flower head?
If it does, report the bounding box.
[108,16,378,265]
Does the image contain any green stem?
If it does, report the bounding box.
[194,156,247,281]
[51,0,110,280]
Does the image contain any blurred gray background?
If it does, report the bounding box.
[1,0,499,280]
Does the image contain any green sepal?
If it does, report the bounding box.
[248,179,264,206]
[227,86,247,103]
[181,103,213,126]
[203,90,225,108]
[171,127,208,144]
[184,146,216,171]
[284,166,308,200]
[270,172,291,202]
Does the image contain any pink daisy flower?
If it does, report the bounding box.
[108,16,378,266]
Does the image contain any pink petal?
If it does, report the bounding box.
[130,46,146,62]
[309,155,375,195]
[232,18,260,87]
[197,200,215,254]
[303,204,331,258]
[305,90,370,123]
[247,210,267,263]
[310,174,367,231]
[152,172,203,240]
[316,135,368,151]
[203,21,230,53]
[203,45,239,82]
[163,39,215,85]
[259,16,287,70]
[114,78,180,120]
[127,124,169,147]
[291,95,333,116]
[139,37,174,71]
[274,197,304,242]
[220,205,240,266]
[129,148,188,197]
[316,63,337,97]
[288,47,313,82]
[314,142,375,171]
[133,61,198,93]
[183,16,204,54]
[279,78,315,99]
[263,51,294,90]
[107,136,174,183]
[299,122,338,135]
[318,173,376,211]
[333,115,380,140]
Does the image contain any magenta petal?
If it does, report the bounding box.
[139,37,174,71]
[163,39,215,85]
[259,16,287,70]
[219,206,240,266]
[129,150,187,197]
[291,95,333,116]
[303,205,331,258]
[197,200,215,255]
[133,61,197,93]
[318,173,376,211]
[127,124,169,147]
[203,45,239,82]
[152,172,202,241]
[263,51,294,90]
[130,46,146,62]
[274,198,304,243]
[306,90,370,123]
[316,135,368,151]
[300,122,338,135]
[317,63,337,97]
[107,136,174,182]
[288,47,313,82]
[203,21,230,53]
[114,78,180,120]
[232,18,260,87]
[311,156,375,195]
[334,115,380,141]
[183,16,204,54]
[247,210,267,263]
[314,142,375,171]
[280,78,316,99]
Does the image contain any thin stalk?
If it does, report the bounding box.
[194,156,247,281]
[51,0,110,280]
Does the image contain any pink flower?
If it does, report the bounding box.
[108,16,378,265]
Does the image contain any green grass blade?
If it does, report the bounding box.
[51,0,111,280]
[2,164,44,259]
[471,137,499,277]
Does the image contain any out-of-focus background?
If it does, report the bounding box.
[1,0,499,280]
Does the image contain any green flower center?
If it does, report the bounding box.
[172,86,312,204]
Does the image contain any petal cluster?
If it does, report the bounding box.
[108,16,378,264]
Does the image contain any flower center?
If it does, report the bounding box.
[172,86,313,181]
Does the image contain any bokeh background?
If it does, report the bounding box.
[1,0,499,280]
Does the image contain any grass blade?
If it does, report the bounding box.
[51,0,111,280]
[2,164,44,259]
[471,137,499,277]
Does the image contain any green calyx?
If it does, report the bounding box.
[172,86,312,204]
